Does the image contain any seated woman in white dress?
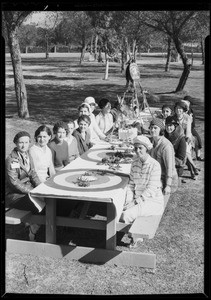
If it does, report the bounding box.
[95,98,114,135]
[120,135,164,224]
[29,125,56,182]
[63,119,79,162]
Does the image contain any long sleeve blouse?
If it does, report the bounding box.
[95,112,114,134]
[125,155,164,205]
[29,144,55,182]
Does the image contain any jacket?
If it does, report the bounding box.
[5,148,41,206]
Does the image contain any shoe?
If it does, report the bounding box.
[197,157,204,161]
[181,179,187,183]
[194,168,201,175]
[191,174,197,180]
[28,224,40,241]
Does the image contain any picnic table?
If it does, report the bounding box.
[6,138,169,269]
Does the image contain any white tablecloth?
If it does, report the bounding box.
[29,141,133,221]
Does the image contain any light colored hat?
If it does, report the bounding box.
[133,135,153,150]
[84,96,97,106]
[78,102,91,115]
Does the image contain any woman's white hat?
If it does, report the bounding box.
[133,135,153,150]
[84,97,98,106]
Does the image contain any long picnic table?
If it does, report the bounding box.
[6,139,158,268]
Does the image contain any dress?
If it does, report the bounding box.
[64,135,79,162]
[29,144,55,182]
[95,112,114,134]
[5,147,41,213]
[150,135,178,193]
[48,138,70,172]
[121,155,164,223]
[165,125,187,176]
[72,128,92,155]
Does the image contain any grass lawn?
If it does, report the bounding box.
[4,53,205,295]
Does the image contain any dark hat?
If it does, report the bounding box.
[165,115,179,126]
[13,131,31,144]
[149,118,165,130]
[98,98,110,109]
[174,100,188,112]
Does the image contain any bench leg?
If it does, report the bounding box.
[45,198,56,244]
[106,203,116,250]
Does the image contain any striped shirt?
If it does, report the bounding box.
[126,155,163,205]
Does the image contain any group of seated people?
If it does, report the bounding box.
[5,95,204,239]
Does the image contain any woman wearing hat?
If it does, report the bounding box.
[5,131,42,240]
[149,118,178,195]
[84,97,107,142]
[120,135,164,224]
[165,116,187,178]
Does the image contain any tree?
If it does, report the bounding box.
[3,11,33,118]
[137,11,202,92]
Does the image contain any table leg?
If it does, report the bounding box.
[106,203,117,250]
[45,198,56,244]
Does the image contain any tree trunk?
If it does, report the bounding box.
[46,36,49,59]
[104,52,109,80]
[79,45,86,64]
[94,34,98,61]
[7,27,29,118]
[121,49,125,73]
[90,34,94,55]
[174,37,192,92]
[132,39,137,61]
[200,35,205,65]
[165,37,171,72]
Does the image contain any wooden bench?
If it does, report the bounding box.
[128,194,170,246]
[5,208,32,225]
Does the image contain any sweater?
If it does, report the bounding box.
[64,135,79,161]
[150,135,178,190]
[48,138,70,172]
[126,155,164,206]
[72,128,93,156]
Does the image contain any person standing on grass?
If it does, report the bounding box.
[5,131,42,241]
[48,121,70,172]
[149,118,178,195]
[120,135,164,224]
[182,96,204,161]
[63,119,79,162]
[164,116,187,179]
[29,125,56,182]
[72,115,93,155]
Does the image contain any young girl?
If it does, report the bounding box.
[63,119,79,162]
[72,115,93,155]
[29,125,56,182]
[48,121,70,172]
[5,131,42,240]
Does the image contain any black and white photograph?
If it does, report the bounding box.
[2,3,210,296]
